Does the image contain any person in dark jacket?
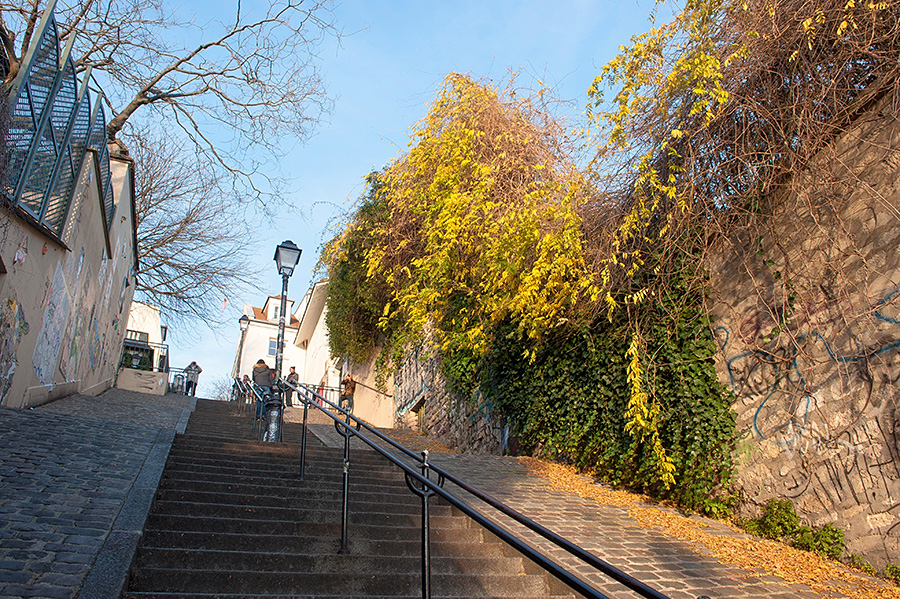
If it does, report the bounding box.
[285,366,299,407]
[339,373,355,413]
[184,361,202,396]
[252,359,274,419]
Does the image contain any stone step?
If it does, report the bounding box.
[138,530,516,558]
[127,568,554,597]
[164,446,387,464]
[156,471,426,497]
[169,440,387,463]
[143,513,490,541]
[168,438,418,475]
[134,547,528,576]
[124,594,577,599]
[153,487,457,515]
[125,399,576,598]
[149,500,470,529]
[162,456,402,480]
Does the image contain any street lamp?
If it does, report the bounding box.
[263,240,302,442]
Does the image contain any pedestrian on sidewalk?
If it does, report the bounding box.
[184,361,202,396]
[285,366,299,407]
[252,359,275,420]
[339,373,355,413]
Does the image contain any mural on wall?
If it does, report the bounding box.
[76,264,94,375]
[58,309,82,381]
[33,264,73,385]
[0,295,29,404]
[98,257,107,286]
[13,238,27,267]
[101,251,115,312]
[58,248,88,381]
[88,307,100,372]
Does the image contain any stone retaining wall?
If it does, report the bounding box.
[708,92,900,566]
[394,343,501,454]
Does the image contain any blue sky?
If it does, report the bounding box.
[167,0,668,396]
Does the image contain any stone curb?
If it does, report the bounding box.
[76,428,177,599]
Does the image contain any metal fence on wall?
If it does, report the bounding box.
[1,0,113,244]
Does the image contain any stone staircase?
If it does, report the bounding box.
[121,400,577,598]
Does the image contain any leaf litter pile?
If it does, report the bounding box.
[519,457,899,599]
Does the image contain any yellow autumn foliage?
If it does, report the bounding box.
[360,74,599,356]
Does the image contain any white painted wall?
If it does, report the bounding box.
[290,280,395,427]
[125,301,163,344]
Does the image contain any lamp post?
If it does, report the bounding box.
[232,315,250,378]
[263,240,302,442]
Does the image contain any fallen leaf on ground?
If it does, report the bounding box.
[519,457,899,599]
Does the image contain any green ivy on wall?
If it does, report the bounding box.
[483,265,736,513]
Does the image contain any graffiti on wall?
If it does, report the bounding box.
[714,276,900,562]
[717,285,900,455]
[33,264,72,385]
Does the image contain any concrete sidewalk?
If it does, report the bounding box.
[0,389,194,599]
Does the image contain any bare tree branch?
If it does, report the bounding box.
[126,127,259,326]
[1,0,337,202]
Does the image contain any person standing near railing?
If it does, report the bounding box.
[252,359,274,420]
[339,373,355,413]
[285,366,299,407]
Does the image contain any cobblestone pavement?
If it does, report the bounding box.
[0,389,194,599]
[298,415,889,599]
[427,453,810,599]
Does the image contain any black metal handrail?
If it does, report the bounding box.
[281,379,698,599]
[232,378,256,418]
[233,378,283,441]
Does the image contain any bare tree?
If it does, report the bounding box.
[0,0,337,199]
[128,128,256,325]
[208,375,237,401]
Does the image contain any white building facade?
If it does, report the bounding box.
[231,281,396,427]
[116,301,171,395]
[233,295,305,381]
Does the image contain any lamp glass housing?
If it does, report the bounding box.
[238,315,250,331]
[274,240,302,277]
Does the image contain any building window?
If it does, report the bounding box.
[268,338,277,356]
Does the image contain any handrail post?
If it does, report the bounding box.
[404,450,439,599]
[420,450,432,599]
[335,409,354,554]
[299,388,309,480]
